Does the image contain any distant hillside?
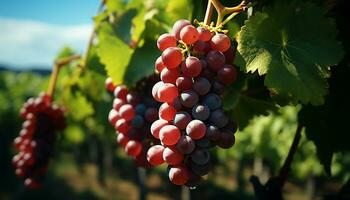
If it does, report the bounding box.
[0,64,51,76]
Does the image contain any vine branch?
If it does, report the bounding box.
[209,0,250,25]
[204,0,214,25]
[278,124,303,186]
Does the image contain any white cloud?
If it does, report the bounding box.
[0,18,92,69]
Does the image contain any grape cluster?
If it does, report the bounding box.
[148,19,238,186]
[13,93,66,188]
[106,76,161,167]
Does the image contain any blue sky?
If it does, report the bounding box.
[0,0,101,69]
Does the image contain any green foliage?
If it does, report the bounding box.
[237,2,344,105]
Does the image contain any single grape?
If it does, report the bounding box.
[147,145,165,166]
[197,27,212,42]
[190,161,211,176]
[223,47,236,64]
[179,90,199,108]
[210,33,231,52]
[206,125,221,141]
[114,85,128,100]
[105,77,116,92]
[206,50,225,72]
[117,133,129,147]
[217,64,238,85]
[193,40,208,53]
[163,146,184,165]
[186,120,206,140]
[172,97,182,111]
[125,140,142,157]
[151,119,169,139]
[159,102,177,121]
[108,109,119,126]
[155,56,166,73]
[135,104,146,115]
[119,104,136,121]
[126,93,141,106]
[115,118,130,134]
[152,81,164,101]
[192,104,210,121]
[159,125,181,146]
[180,25,199,45]
[160,68,179,84]
[168,165,190,185]
[217,130,235,149]
[157,33,177,51]
[224,119,238,134]
[157,83,179,103]
[181,56,202,77]
[172,19,191,40]
[173,111,192,130]
[209,109,228,128]
[211,81,225,95]
[193,77,211,95]
[176,76,193,92]
[190,148,210,165]
[161,47,183,69]
[203,93,222,110]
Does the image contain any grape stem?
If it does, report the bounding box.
[47,55,81,98]
[209,0,250,26]
[278,124,303,186]
[204,0,214,25]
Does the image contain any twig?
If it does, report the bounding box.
[204,0,214,25]
[278,124,303,186]
[209,0,250,25]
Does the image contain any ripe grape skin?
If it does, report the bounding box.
[217,130,235,149]
[145,107,158,123]
[193,40,208,53]
[203,93,222,110]
[176,76,193,92]
[176,135,195,154]
[181,56,202,78]
[135,104,146,115]
[217,64,238,85]
[211,81,225,95]
[155,56,165,73]
[115,118,130,134]
[179,90,199,108]
[173,111,192,130]
[190,148,210,165]
[157,33,177,51]
[152,81,164,101]
[147,145,165,166]
[223,47,236,64]
[163,146,184,165]
[210,33,231,52]
[186,120,206,140]
[160,68,180,84]
[161,47,183,69]
[113,98,125,111]
[180,25,199,45]
[157,83,179,103]
[168,165,190,185]
[159,125,181,146]
[117,133,129,147]
[125,140,142,157]
[159,102,177,121]
[192,104,210,121]
[172,19,191,40]
[108,109,119,126]
[206,50,225,72]
[190,161,211,176]
[206,125,221,141]
[151,119,169,139]
[193,77,211,96]
[197,27,212,42]
[119,104,136,121]
[209,110,228,128]
[114,85,128,100]
[131,115,144,128]
[105,77,116,92]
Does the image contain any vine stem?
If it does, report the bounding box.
[278,124,303,186]
[46,55,81,97]
[204,0,214,25]
[80,0,106,69]
[209,0,250,25]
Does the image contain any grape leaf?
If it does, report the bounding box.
[298,66,350,175]
[237,2,344,105]
[97,23,133,85]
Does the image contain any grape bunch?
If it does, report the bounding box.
[106,76,161,167]
[13,92,66,188]
[148,19,238,186]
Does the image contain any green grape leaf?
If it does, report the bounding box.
[298,66,350,175]
[237,2,344,105]
[64,90,94,120]
[97,23,133,85]
[123,39,158,86]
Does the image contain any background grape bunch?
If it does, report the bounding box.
[13,92,66,188]
[106,75,161,167]
[148,19,238,186]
